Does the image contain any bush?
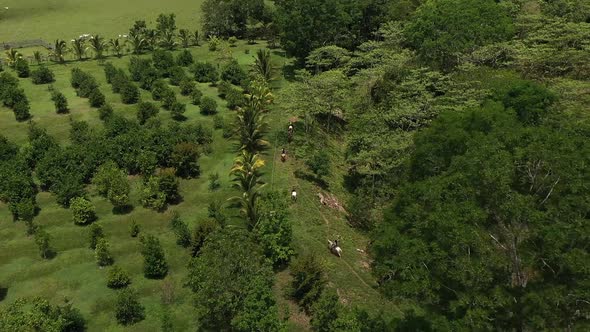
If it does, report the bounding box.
[158,168,180,203]
[137,101,159,124]
[95,238,113,266]
[98,103,114,121]
[74,72,99,98]
[176,49,194,66]
[130,219,141,237]
[170,102,186,120]
[88,88,106,108]
[107,265,131,288]
[306,151,331,179]
[13,100,31,121]
[31,66,55,84]
[140,176,167,211]
[104,62,117,83]
[34,227,53,259]
[120,81,140,104]
[115,288,145,325]
[208,172,220,190]
[208,36,220,51]
[88,223,104,249]
[169,213,191,247]
[15,59,30,78]
[290,252,326,311]
[138,65,159,90]
[128,57,153,82]
[190,89,203,105]
[140,234,168,279]
[200,96,217,115]
[310,289,340,332]
[53,176,86,207]
[70,197,96,225]
[151,80,169,101]
[169,66,187,86]
[212,115,224,129]
[111,69,129,93]
[221,60,247,85]
[226,87,245,110]
[51,90,68,113]
[192,62,218,83]
[171,142,200,178]
[161,89,177,110]
[228,36,238,47]
[153,50,175,77]
[217,80,231,98]
[179,79,195,96]
[190,218,219,256]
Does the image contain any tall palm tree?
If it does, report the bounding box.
[50,39,67,63]
[251,49,273,82]
[70,38,87,61]
[127,30,146,54]
[88,35,106,59]
[192,29,200,46]
[159,30,177,50]
[5,48,22,67]
[178,29,190,48]
[229,150,266,228]
[109,38,124,58]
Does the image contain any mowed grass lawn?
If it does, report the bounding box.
[0,0,203,42]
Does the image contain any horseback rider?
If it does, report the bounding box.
[291,188,297,201]
[288,122,294,142]
[281,148,286,162]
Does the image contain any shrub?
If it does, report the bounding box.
[74,72,99,98]
[137,101,159,124]
[129,219,141,237]
[15,59,30,78]
[176,49,194,66]
[161,89,177,110]
[208,172,220,190]
[290,252,326,311]
[120,81,140,104]
[179,79,195,95]
[192,62,218,83]
[138,65,159,90]
[128,57,153,82]
[310,289,340,331]
[169,213,191,247]
[111,69,129,93]
[158,168,180,203]
[169,66,187,86]
[170,102,186,120]
[98,103,114,121]
[208,36,220,51]
[88,223,104,249]
[140,176,167,211]
[226,87,245,110]
[53,177,86,207]
[200,96,217,115]
[70,68,85,89]
[34,227,53,259]
[107,265,131,288]
[51,90,68,113]
[221,60,247,85]
[151,80,169,101]
[13,100,31,121]
[104,62,117,83]
[31,66,55,84]
[212,115,224,129]
[190,89,203,105]
[171,142,200,178]
[70,197,96,225]
[88,89,106,108]
[207,200,227,225]
[115,288,145,325]
[153,50,175,77]
[306,151,331,179]
[140,234,168,279]
[217,80,231,98]
[190,218,219,256]
[95,238,113,266]
[228,36,238,47]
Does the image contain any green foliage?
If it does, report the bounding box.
[88,223,104,249]
[208,172,220,191]
[34,227,53,259]
[70,68,99,98]
[495,80,556,125]
[170,101,186,120]
[185,228,281,331]
[13,100,31,121]
[228,36,238,47]
[217,80,232,98]
[151,79,169,101]
[136,101,159,124]
[88,88,106,108]
[169,66,187,86]
[190,218,219,256]
[207,200,227,224]
[169,212,191,247]
[404,0,514,70]
[306,45,351,73]
[201,0,264,37]
[305,150,331,179]
[290,252,326,312]
[140,176,167,210]
[200,96,217,115]
[120,81,140,104]
[140,234,168,279]
[0,297,85,332]
[98,103,113,121]
[115,288,145,325]
[171,142,200,178]
[95,238,113,266]
[107,265,131,289]
[191,61,219,83]
[251,48,273,82]
[310,289,340,332]
[51,90,68,114]
[31,65,55,84]
[92,161,131,209]
[221,59,248,85]
[161,88,177,110]
[15,59,30,78]
[129,219,141,237]
[70,197,96,225]
[190,88,203,105]
[152,50,175,77]
[179,78,195,96]
[255,192,294,266]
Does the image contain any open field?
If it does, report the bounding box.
[0,40,400,330]
[0,0,203,43]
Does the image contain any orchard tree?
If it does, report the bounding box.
[88,223,104,249]
[140,234,168,279]
[70,197,96,225]
[171,142,200,178]
[95,238,113,267]
[115,288,145,325]
[107,265,131,289]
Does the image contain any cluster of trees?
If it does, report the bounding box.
[0,297,85,331]
[0,72,30,121]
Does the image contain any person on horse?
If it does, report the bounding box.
[281,148,287,162]
[291,188,297,201]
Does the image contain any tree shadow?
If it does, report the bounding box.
[294,169,329,190]
[172,114,188,122]
[113,205,134,215]
[0,287,7,302]
[44,250,57,260]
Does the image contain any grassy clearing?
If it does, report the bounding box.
[0,40,398,330]
[0,0,203,42]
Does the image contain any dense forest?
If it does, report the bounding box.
[0,0,589,330]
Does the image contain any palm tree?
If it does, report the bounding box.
[5,48,22,67]
[229,151,266,228]
[159,30,177,50]
[49,39,67,63]
[127,30,146,54]
[251,49,273,82]
[109,38,124,58]
[192,29,200,46]
[33,51,43,64]
[70,38,87,61]
[88,35,106,59]
[144,29,158,51]
[178,29,190,48]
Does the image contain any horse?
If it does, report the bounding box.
[328,240,342,258]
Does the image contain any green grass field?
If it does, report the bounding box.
[0,26,399,332]
[0,0,203,42]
